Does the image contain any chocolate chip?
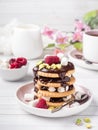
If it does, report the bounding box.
[34,87,39,93]
[41,86,48,91]
[50,97,63,103]
[34,95,38,100]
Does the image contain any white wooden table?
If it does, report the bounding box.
[0,53,98,130]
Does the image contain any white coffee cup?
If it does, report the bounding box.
[83,30,98,62]
[12,24,43,59]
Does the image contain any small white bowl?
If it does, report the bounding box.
[0,64,29,81]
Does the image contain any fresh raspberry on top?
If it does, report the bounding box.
[45,56,60,65]
[35,98,48,109]
[16,57,27,66]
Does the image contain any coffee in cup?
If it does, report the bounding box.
[83,30,98,63]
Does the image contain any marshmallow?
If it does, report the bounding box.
[57,87,65,92]
[75,91,84,100]
[66,95,71,100]
[66,86,69,91]
[57,53,64,60]
[28,100,35,106]
[28,99,39,107]
[61,57,68,66]
[48,87,56,92]
[24,93,34,101]
[63,97,67,101]
[31,88,34,91]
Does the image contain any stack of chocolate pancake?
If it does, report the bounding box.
[33,55,75,107]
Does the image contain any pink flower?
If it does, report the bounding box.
[42,26,56,39]
[72,31,83,42]
[84,24,91,31]
[75,19,84,31]
[56,32,68,44]
[74,19,91,31]
[53,48,64,55]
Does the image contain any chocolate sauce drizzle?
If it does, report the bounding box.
[75,94,89,105]
[33,62,75,103]
[34,95,72,103]
[33,62,74,76]
[50,97,64,103]
[33,62,74,87]
[38,76,70,84]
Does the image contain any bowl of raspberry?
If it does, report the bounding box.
[0,57,28,81]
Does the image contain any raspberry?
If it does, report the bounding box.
[8,57,27,69]
[10,61,22,69]
[45,56,60,65]
[16,57,27,66]
[9,58,16,65]
[35,98,48,109]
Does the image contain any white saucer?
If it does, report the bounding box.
[68,49,98,70]
[16,82,92,118]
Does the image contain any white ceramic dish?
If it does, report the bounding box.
[16,82,92,117]
[0,64,29,81]
[68,49,98,70]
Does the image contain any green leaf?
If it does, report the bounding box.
[73,42,83,51]
[88,16,98,29]
[83,10,97,24]
[83,10,98,29]
[44,43,55,49]
[57,44,70,50]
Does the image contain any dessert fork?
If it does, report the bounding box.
[51,99,74,113]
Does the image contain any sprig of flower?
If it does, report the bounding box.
[74,19,90,31]
[71,31,83,43]
[42,19,91,51]
[55,32,68,44]
[42,26,56,39]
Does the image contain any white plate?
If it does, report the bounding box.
[68,49,98,70]
[16,82,92,117]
